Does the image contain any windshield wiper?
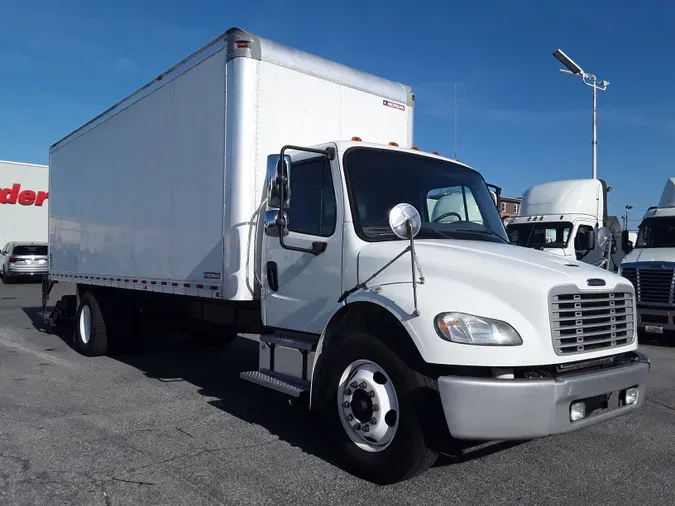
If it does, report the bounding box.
[364,227,396,237]
[454,228,508,243]
[417,226,451,239]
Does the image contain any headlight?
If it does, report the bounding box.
[434,312,523,346]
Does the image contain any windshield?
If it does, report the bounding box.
[13,245,48,256]
[506,222,573,249]
[343,148,508,243]
[636,216,675,248]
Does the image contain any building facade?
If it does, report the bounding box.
[500,196,521,218]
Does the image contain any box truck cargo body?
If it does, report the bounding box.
[44,27,649,484]
[49,30,413,301]
[0,160,49,245]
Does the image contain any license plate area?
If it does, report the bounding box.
[645,325,664,334]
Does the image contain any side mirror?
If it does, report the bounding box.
[388,203,421,239]
[575,229,595,250]
[264,210,289,237]
[596,226,611,252]
[621,230,634,254]
[266,154,292,209]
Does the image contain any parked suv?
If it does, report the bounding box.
[0,242,49,282]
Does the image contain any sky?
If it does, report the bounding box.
[1,0,674,229]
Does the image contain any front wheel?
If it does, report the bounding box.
[318,331,439,484]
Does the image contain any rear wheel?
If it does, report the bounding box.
[318,331,438,484]
[1,267,13,284]
[75,291,109,356]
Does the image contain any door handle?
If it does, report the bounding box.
[266,261,279,292]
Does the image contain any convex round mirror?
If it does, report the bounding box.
[388,203,421,240]
[596,226,611,252]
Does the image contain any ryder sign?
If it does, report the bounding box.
[0,183,49,206]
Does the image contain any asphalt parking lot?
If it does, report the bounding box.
[0,281,674,505]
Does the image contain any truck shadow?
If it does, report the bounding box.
[23,305,527,479]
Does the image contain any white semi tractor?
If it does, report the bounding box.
[42,27,649,484]
[620,178,675,336]
[506,178,626,271]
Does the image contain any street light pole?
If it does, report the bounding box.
[553,49,609,180]
[593,82,597,179]
[624,204,633,230]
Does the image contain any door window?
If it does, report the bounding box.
[287,158,336,237]
[575,225,594,250]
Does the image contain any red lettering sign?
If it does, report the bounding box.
[0,183,49,206]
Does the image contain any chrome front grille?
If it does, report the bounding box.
[620,265,675,306]
[549,287,635,356]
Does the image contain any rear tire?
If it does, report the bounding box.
[317,330,438,484]
[1,268,13,284]
[75,291,109,356]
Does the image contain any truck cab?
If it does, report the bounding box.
[505,179,625,271]
[256,141,649,482]
[619,178,675,336]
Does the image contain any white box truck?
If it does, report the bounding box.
[0,159,50,245]
[505,178,626,271]
[42,27,650,484]
[619,178,675,336]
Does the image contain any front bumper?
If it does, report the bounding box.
[636,306,675,333]
[437,352,650,440]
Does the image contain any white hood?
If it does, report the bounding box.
[358,239,622,292]
[623,247,675,264]
[353,239,636,367]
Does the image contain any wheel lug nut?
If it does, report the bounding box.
[350,381,358,388]
[353,423,361,431]
[363,424,370,432]
[359,382,367,388]
[342,401,350,408]
[368,390,375,398]
[346,415,353,422]
[345,388,352,395]
[372,404,379,411]
[370,417,377,424]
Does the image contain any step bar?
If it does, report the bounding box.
[240,370,310,397]
[240,331,318,397]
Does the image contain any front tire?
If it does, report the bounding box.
[318,331,438,484]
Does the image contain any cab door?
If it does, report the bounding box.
[261,148,344,335]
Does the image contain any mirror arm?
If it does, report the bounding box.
[408,221,420,316]
[275,144,336,256]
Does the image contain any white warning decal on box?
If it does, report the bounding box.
[383,99,405,111]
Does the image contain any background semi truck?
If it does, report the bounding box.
[42,27,649,484]
[506,178,626,271]
[620,178,675,336]
[0,159,50,245]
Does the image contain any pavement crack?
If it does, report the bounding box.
[129,438,279,473]
[647,398,675,412]
[112,476,155,486]
[175,426,194,438]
